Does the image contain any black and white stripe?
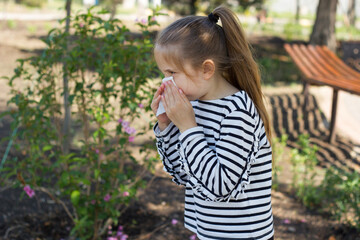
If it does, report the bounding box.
[154,91,273,240]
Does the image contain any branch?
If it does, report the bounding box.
[36,186,75,223]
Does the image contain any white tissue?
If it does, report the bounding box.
[156,76,177,117]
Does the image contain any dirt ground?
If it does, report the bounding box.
[1,20,360,240]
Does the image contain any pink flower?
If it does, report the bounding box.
[118,118,123,123]
[125,127,136,135]
[95,149,100,154]
[124,126,132,134]
[104,193,111,202]
[122,121,130,128]
[141,18,147,24]
[120,235,128,240]
[283,219,291,224]
[24,185,35,198]
[189,235,197,240]
[128,136,135,142]
[123,191,129,197]
[300,218,307,223]
[138,103,144,109]
[171,219,178,225]
[107,237,117,240]
[151,16,156,22]
[135,18,139,23]
[90,200,96,205]
[79,23,84,28]
[118,225,123,231]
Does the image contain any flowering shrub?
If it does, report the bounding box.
[1,7,162,239]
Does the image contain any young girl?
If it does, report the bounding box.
[151,6,273,240]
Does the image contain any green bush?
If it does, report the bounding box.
[283,21,303,41]
[290,134,321,208]
[289,134,360,231]
[258,56,300,85]
[321,168,360,229]
[1,7,162,239]
[271,134,288,190]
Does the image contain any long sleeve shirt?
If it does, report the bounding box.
[154,90,274,240]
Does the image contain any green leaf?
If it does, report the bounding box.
[42,145,52,152]
[70,190,81,206]
[94,169,100,179]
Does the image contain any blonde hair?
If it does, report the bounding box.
[155,6,271,140]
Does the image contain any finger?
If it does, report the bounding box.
[164,81,175,103]
[153,95,161,106]
[161,95,168,112]
[178,88,188,103]
[151,95,161,111]
[154,84,166,99]
[168,81,181,101]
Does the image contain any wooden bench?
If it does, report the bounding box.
[284,43,360,143]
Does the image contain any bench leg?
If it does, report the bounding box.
[328,89,339,143]
[302,81,309,110]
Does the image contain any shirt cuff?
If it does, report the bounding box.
[153,122,175,138]
[178,126,205,146]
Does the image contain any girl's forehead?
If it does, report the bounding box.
[154,45,182,70]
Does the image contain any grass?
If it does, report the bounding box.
[268,11,315,21]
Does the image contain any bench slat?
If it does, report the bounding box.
[320,46,360,79]
[307,45,343,77]
[314,46,355,78]
[308,76,360,95]
[299,44,335,78]
[284,44,313,78]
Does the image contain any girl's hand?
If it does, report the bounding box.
[162,80,197,133]
[151,83,171,130]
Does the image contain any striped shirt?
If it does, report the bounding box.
[153,90,274,240]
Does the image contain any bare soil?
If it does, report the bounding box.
[0,20,360,240]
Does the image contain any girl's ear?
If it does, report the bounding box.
[202,59,216,80]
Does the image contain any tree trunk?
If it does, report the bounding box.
[190,0,197,15]
[110,0,123,20]
[348,0,356,26]
[295,0,300,24]
[309,0,338,52]
[63,0,72,154]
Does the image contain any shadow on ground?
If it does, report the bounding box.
[268,92,360,172]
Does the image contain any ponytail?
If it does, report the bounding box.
[213,6,272,141]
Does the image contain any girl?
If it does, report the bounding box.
[151,6,273,240]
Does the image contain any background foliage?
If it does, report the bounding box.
[1,7,161,239]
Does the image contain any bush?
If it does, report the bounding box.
[271,134,288,190]
[283,21,303,41]
[289,134,360,231]
[1,7,162,239]
[290,134,321,208]
[15,0,47,8]
[321,168,360,230]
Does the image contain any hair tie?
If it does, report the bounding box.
[208,12,219,24]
